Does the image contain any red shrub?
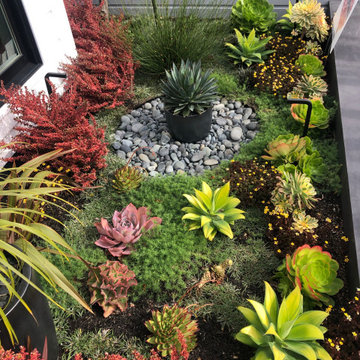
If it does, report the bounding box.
[0,347,42,360]
[0,82,108,187]
[62,0,136,113]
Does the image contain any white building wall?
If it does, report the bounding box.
[0,0,76,146]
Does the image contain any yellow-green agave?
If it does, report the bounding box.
[182,181,245,241]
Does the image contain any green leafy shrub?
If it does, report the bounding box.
[182,181,245,241]
[231,0,276,34]
[235,282,332,360]
[271,170,317,213]
[291,99,329,129]
[161,59,218,117]
[130,1,230,75]
[226,29,273,68]
[296,54,326,77]
[88,261,137,317]
[210,70,239,96]
[277,245,344,306]
[145,304,198,357]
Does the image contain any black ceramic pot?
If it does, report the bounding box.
[0,262,58,360]
[165,107,212,142]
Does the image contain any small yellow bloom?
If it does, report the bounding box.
[325,217,332,223]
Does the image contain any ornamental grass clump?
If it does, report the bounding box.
[277,245,344,306]
[161,60,217,117]
[88,261,137,317]
[182,181,245,241]
[94,204,162,257]
[236,282,332,360]
[145,304,198,357]
[231,0,276,34]
[226,29,274,68]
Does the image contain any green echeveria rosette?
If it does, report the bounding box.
[295,54,326,77]
[286,245,344,306]
[291,99,329,129]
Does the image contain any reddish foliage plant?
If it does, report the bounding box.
[62,0,136,112]
[0,82,108,187]
[0,347,42,360]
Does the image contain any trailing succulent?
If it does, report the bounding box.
[161,59,217,117]
[226,29,273,68]
[296,54,326,77]
[231,0,276,34]
[182,181,245,241]
[145,304,198,357]
[290,0,329,42]
[291,99,329,129]
[94,203,162,257]
[87,261,137,317]
[277,245,344,307]
[236,282,332,360]
[271,170,317,213]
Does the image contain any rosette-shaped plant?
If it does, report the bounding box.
[161,59,217,117]
[292,211,319,233]
[294,75,328,100]
[291,99,329,129]
[182,181,245,241]
[88,261,137,317]
[262,134,309,164]
[305,40,322,56]
[280,245,344,306]
[231,0,276,34]
[226,29,273,68]
[94,203,162,257]
[145,305,198,357]
[271,170,317,212]
[296,54,326,77]
[290,0,329,42]
[112,166,144,193]
[298,151,327,183]
[236,282,332,360]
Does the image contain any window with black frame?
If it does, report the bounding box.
[0,0,42,91]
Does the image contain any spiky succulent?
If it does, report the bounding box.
[292,210,319,233]
[278,245,344,306]
[235,282,332,360]
[88,261,137,317]
[305,40,323,56]
[296,54,326,77]
[294,75,328,99]
[94,203,162,257]
[182,181,245,241]
[112,166,144,193]
[290,0,329,42]
[291,98,329,129]
[271,170,317,213]
[262,134,309,164]
[161,59,217,117]
[226,29,273,68]
[231,0,277,34]
[145,305,198,357]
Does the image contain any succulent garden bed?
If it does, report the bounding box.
[1,0,359,360]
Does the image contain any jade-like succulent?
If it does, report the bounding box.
[271,170,317,213]
[294,74,328,100]
[94,203,162,257]
[279,245,344,306]
[262,134,309,164]
[161,59,217,117]
[226,29,273,68]
[292,210,319,233]
[145,304,198,357]
[235,282,332,360]
[291,99,329,129]
[295,54,326,77]
[290,0,329,42]
[182,181,245,241]
[231,0,277,34]
[88,261,137,317]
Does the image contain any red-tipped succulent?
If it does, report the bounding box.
[94,203,162,257]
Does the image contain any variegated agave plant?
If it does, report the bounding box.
[94,203,162,257]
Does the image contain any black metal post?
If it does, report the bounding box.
[287,98,313,137]
[44,72,67,95]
